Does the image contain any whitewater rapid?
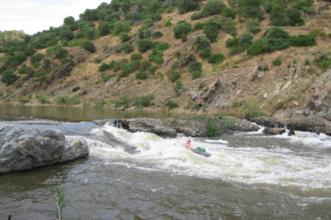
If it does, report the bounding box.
[81,124,331,190]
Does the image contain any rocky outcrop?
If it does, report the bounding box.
[0,126,88,174]
[251,117,284,128]
[121,118,177,137]
[228,118,260,132]
[119,118,259,137]
[306,69,331,113]
[284,116,331,136]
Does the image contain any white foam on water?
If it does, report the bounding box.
[86,125,331,190]
[274,130,331,149]
[205,139,228,144]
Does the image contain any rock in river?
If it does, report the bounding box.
[263,128,286,135]
[0,126,88,174]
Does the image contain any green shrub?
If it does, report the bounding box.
[30,53,44,67]
[270,2,289,26]
[138,40,154,53]
[165,20,172,27]
[287,8,305,26]
[206,119,220,137]
[270,2,305,27]
[247,28,290,55]
[47,46,68,59]
[138,26,151,39]
[130,53,142,61]
[120,42,134,54]
[99,63,111,72]
[120,63,135,77]
[290,34,316,47]
[272,57,282,66]
[82,40,96,53]
[135,70,148,80]
[18,65,35,75]
[154,42,170,51]
[247,37,269,55]
[101,73,111,82]
[237,0,263,20]
[222,17,237,36]
[72,86,81,92]
[120,32,130,42]
[314,54,331,70]
[4,53,27,68]
[177,0,201,13]
[60,27,74,41]
[33,71,48,80]
[112,95,130,108]
[195,36,212,58]
[133,95,154,107]
[42,59,52,71]
[189,60,202,79]
[56,96,80,105]
[204,18,222,42]
[1,70,18,85]
[37,96,50,104]
[153,31,163,38]
[208,53,225,64]
[174,21,192,40]
[149,49,164,64]
[80,9,98,21]
[113,21,131,36]
[304,59,311,66]
[263,2,273,13]
[194,22,204,30]
[166,100,179,109]
[192,0,226,19]
[227,33,253,55]
[246,18,260,34]
[64,16,75,26]
[169,69,180,82]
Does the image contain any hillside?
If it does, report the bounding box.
[0,0,331,121]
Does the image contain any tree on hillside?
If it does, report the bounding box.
[237,0,262,19]
[64,16,75,26]
[177,0,202,13]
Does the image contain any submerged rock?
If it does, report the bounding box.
[0,126,88,174]
[263,128,286,135]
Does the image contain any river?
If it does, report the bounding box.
[0,106,331,219]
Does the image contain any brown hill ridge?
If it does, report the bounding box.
[0,0,330,124]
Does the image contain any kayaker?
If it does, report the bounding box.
[184,139,193,150]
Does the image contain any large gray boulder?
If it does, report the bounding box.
[0,126,88,174]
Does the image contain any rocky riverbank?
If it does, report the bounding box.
[251,115,331,136]
[116,117,260,137]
